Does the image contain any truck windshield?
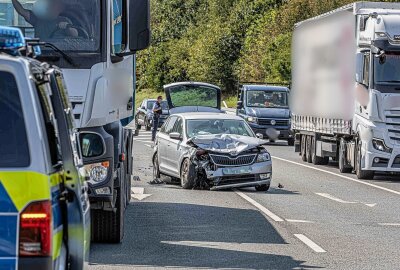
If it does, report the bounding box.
[247,91,288,108]
[0,0,101,52]
[374,53,400,84]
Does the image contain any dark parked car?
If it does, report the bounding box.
[135,99,169,131]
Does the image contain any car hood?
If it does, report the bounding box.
[188,134,267,155]
[246,107,290,118]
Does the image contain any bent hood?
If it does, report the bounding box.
[189,134,267,155]
[246,107,290,118]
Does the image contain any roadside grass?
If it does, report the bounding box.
[223,95,238,108]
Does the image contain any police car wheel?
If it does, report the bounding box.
[91,188,124,243]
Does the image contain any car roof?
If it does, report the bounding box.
[172,112,243,120]
[243,85,289,92]
[164,81,221,90]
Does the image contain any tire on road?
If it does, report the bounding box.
[301,135,307,162]
[288,138,295,146]
[145,117,151,131]
[311,136,329,165]
[355,139,374,180]
[91,187,125,243]
[180,158,195,189]
[338,138,352,173]
[306,135,312,163]
[255,183,270,192]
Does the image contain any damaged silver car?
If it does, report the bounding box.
[152,82,272,191]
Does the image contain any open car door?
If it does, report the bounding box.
[164,82,222,114]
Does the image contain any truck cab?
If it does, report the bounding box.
[0,27,90,270]
[236,85,294,145]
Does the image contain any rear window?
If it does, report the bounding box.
[0,71,30,167]
[169,85,218,108]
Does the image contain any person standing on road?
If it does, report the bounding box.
[152,96,163,141]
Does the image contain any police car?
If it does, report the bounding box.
[0,27,90,270]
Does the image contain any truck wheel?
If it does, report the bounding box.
[255,183,270,192]
[301,135,307,162]
[339,139,352,173]
[288,138,295,146]
[306,136,312,163]
[91,188,124,243]
[311,136,329,165]
[355,140,374,179]
[180,159,195,189]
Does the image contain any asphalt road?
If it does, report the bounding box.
[89,130,400,270]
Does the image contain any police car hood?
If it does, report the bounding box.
[188,134,267,154]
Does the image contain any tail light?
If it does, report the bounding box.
[19,200,52,257]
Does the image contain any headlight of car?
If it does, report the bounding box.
[246,116,257,123]
[83,161,110,182]
[256,152,271,162]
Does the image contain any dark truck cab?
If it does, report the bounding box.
[236,85,294,145]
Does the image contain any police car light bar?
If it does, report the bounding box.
[0,26,26,50]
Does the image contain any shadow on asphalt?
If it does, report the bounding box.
[90,202,320,269]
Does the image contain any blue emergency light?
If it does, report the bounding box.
[0,26,25,50]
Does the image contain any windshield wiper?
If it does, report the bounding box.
[26,39,76,67]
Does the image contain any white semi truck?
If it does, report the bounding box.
[291,2,400,179]
[1,0,150,242]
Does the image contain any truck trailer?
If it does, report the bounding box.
[291,2,400,179]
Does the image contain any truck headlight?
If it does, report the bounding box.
[247,117,257,123]
[372,139,392,153]
[84,161,110,182]
[257,152,271,162]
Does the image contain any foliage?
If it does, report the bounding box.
[137,0,400,96]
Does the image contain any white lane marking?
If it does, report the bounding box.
[294,234,326,253]
[235,191,284,222]
[135,134,153,137]
[272,156,400,196]
[286,219,314,223]
[378,223,400,227]
[136,140,154,144]
[131,187,152,201]
[144,144,152,148]
[316,193,357,204]
[364,203,377,208]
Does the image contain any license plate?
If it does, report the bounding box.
[222,166,252,175]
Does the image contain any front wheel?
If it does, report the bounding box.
[338,138,352,173]
[255,184,270,192]
[355,140,374,180]
[288,138,295,146]
[180,159,195,189]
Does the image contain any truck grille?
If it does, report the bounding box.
[257,118,289,126]
[209,154,257,167]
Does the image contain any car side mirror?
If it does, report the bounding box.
[129,0,151,52]
[237,101,243,109]
[169,132,182,140]
[256,133,264,139]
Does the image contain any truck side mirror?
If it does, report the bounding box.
[237,101,243,109]
[355,52,364,84]
[129,0,151,52]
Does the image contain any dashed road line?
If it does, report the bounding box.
[286,219,314,223]
[294,234,326,253]
[235,191,284,222]
[272,156,400,196]
[378,223,400,227]
[316,193,357,204]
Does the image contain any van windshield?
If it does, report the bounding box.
[247,90,288,108]
[0,71,30,168]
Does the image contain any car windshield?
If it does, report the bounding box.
[187,119,254,138]
[374,53,400,84]
[147,100,169,110]
[247,90,288,108]
[0,0,101,52]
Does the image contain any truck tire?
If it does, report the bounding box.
[255,183,270,192]
[311,136,329,165]
[301,135,307,162]
[355,140,374,180]
[306,136,312,163]
[91,188,124,243]
[288,138,295,146]
[180,159,195,189]
[339,139,352,173]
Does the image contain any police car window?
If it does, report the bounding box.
[0,71,30,167]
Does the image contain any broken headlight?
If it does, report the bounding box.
[256,152,271,163]
[196,149,209,161]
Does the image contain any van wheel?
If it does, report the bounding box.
[180,159,195,189]
[288,138,295,146]
[301,135,307,162]
[355,140,374,179]
[91,188,124,243]
[255,184,270,192]
[339,138,352,173]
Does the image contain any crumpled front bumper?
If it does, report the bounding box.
[205,161,272,190]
